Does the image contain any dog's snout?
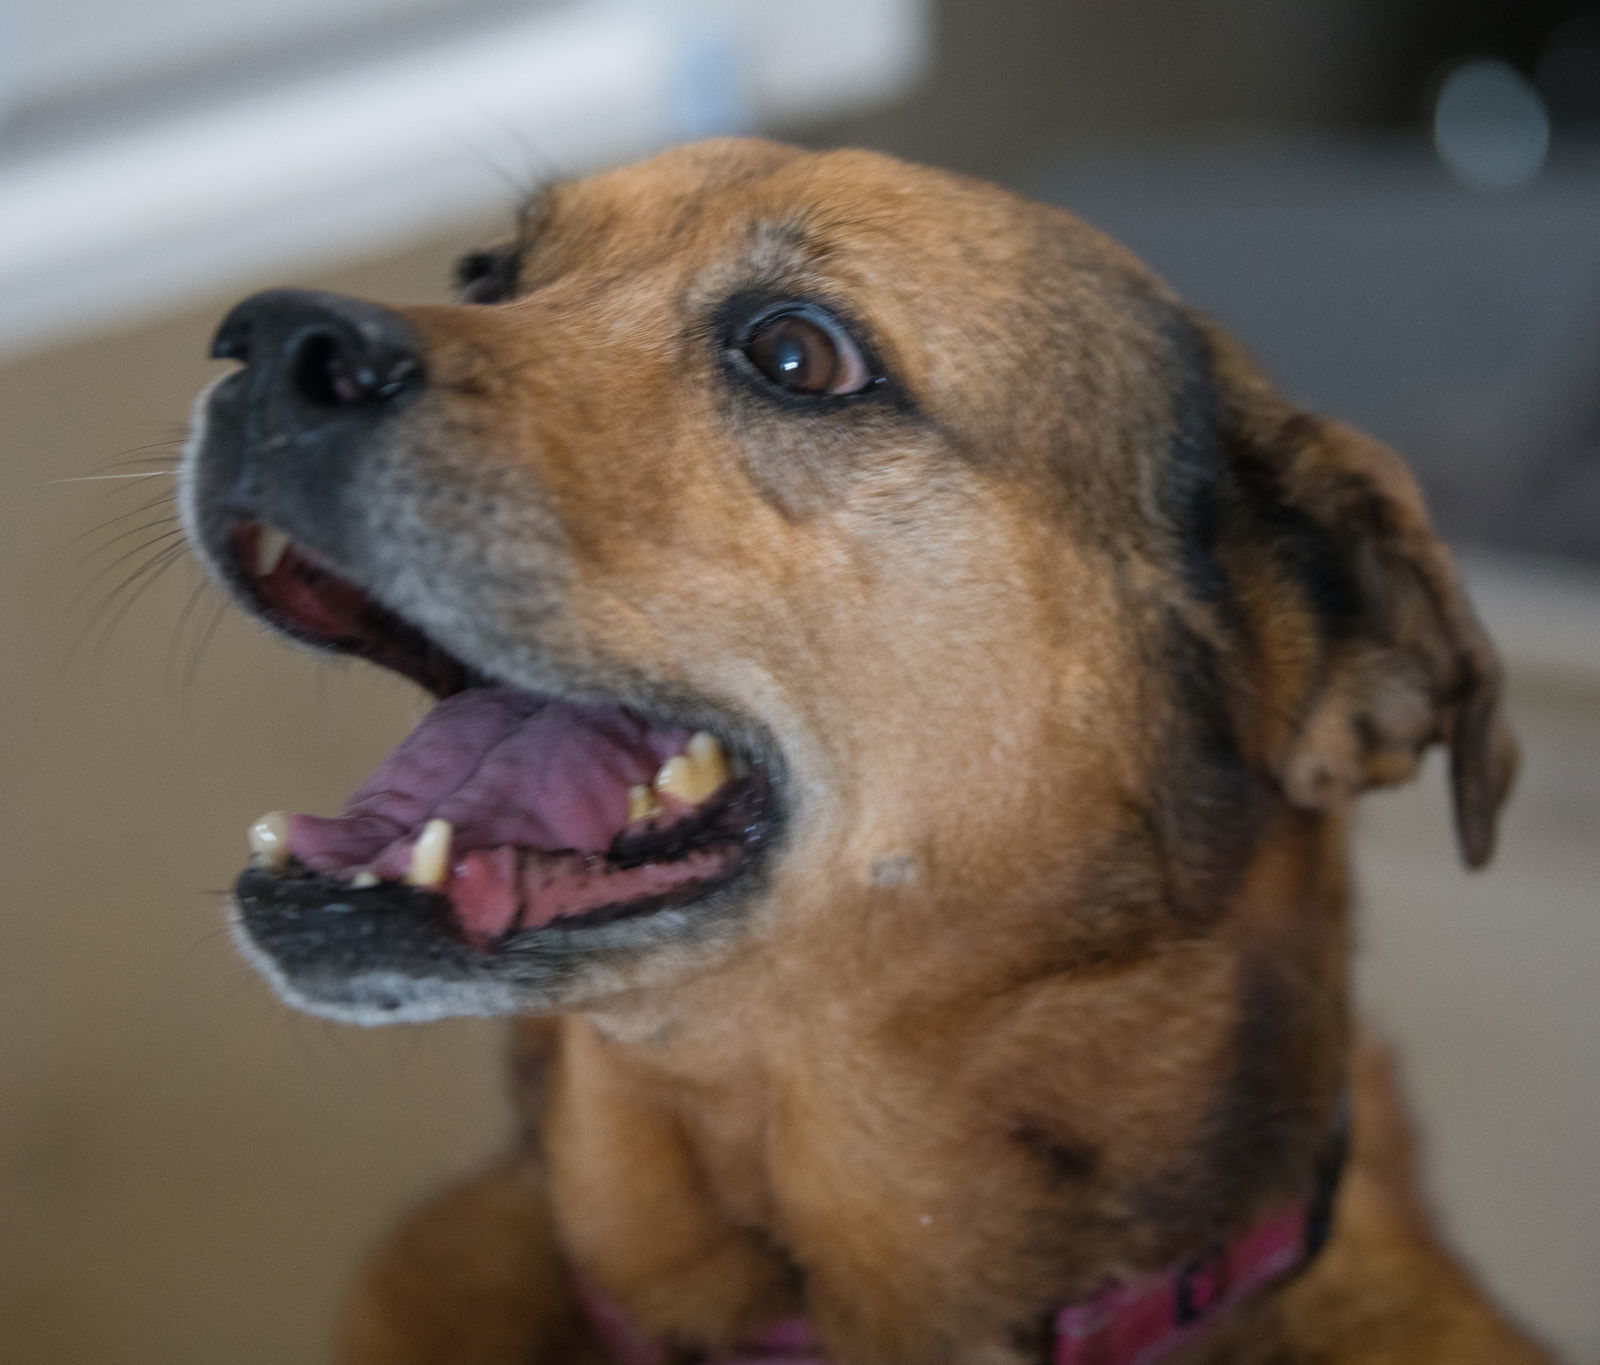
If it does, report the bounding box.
[199,289,429,558]
[212,289,425,419]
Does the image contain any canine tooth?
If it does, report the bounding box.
[628,784,663,824]
[652,731,731,805]
[351,871,380,889]
[687,731,725,767]
[255,525,291,576]
[248,812,290,871]
[406,819,452,888]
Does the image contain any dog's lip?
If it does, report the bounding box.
[214,514,791,963]
[218,516,789,759]
[224,518,482,698]
[219,516,790,771]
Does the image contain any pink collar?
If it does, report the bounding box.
[577,1203,1325,1365]
[578,1118,1345,1365]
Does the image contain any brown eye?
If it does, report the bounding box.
[742,309,873,396]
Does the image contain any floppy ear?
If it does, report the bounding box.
[1212,335,1517,868]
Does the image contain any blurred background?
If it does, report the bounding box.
[1,1,1595,1361]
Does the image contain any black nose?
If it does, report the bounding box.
[211,288,425,419]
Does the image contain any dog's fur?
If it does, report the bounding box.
[204,141,1551,1363]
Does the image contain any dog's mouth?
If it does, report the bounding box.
[226,520,777,969]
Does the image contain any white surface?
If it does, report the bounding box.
[1358,555,1600,1365]
[7,0,517,108]
[1461,552,1600,686]
[0,0,927,358]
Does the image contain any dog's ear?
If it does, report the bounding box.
[1206,327,1517,868]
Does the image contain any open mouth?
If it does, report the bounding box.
[226,520,777,961]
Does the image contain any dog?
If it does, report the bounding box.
[181,139,1550,1364]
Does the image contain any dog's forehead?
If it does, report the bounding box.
[534,140,1123,305]
[518,139,1164,418]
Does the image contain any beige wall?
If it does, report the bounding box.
[815,0,1396,184]
[0,236,512,1365]
[2,226,1595,1363]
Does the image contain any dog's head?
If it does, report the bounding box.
[183,139,1514,1028]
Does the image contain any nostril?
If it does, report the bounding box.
[288,328,423,408]
[211,328,251,364]
[210,289,425,415]
[292,330,369,406]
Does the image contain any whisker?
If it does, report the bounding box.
[170,576,213,663]
[94,456,184,473]
[92,436,187,470]
[70,491,179,548]
[184,597,231,696]
[73,539,188,639]
[86,541,190,633]
[78,513,181,565]
[47,471,177,483]
[181,923,238,960]
[448,123,557,208]
[65,541,192,672]
[69,527,187,610]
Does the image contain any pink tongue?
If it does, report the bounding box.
[288,687,690,874]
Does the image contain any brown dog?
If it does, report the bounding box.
[182,139,1549,1364]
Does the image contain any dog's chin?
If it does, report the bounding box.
[229,859,773,1024]
[202,518,787,1024]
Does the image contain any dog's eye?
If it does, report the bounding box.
[741,308,875,397]
[454,249,520,305]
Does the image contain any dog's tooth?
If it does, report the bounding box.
[247,812,290,871]
[351,871,380,889]
[687,731,726,769]
[627,784,663,824]
[255,525,291,577]
[405,819,452,888]
[652,731,731,805]
[687,731,732,797]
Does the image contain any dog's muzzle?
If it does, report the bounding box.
[199,289,426,564]
[182,289,785,1023]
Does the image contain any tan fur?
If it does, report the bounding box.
[314,141,1545,1363]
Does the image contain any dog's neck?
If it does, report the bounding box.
[549,807,1352,1363]
[572,1147,1344,1365]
